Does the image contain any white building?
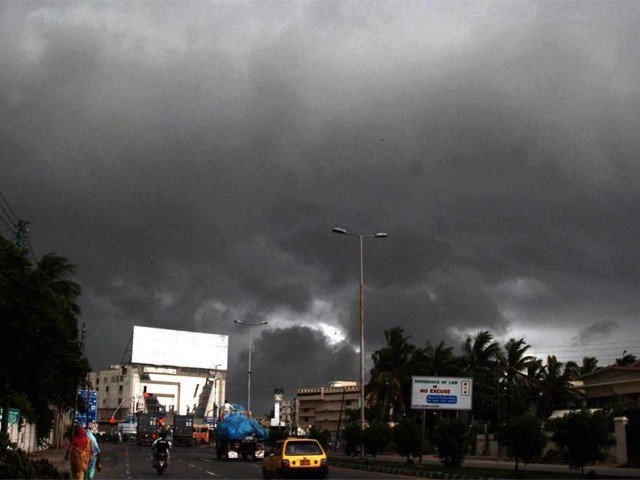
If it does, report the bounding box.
[88,326,228,424]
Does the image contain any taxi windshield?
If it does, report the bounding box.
[284,441,323,456]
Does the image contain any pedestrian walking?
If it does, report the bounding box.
[65,425,93,480]
[86,425,102,480]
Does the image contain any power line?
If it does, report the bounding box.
[0,212,16,237]
[0,192,19,224]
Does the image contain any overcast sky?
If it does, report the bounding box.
[2,1,640,415]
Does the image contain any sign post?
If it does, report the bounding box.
[411,376,473,462]
[75,390,99,427]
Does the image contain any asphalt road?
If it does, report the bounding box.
[98,443,405,479]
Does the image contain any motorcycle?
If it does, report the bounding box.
[153,452,168,475]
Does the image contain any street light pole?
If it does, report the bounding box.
[332,227,387,448]
[234,320,268,412]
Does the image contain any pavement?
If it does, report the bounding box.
[330,453,640,478]
[27,447,70,476]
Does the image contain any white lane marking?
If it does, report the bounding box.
[188,463,196,467]
[124,445,131,479]
[205,471,220,477]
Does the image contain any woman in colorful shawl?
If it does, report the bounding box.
[65,425,94,480]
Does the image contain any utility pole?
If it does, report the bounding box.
[15,220,29,252]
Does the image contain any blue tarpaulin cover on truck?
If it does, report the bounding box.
[217,411,269,441]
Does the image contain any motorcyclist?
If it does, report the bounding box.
[152,429,172,468]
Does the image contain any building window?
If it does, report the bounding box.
[119,385,123,393]
[106,386,109,392]
[96,378,99,385]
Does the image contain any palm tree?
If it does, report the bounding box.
[578,356,599,376]
[615,351,637,366]
[415,341,461,376]
[497,338,536,421]
[463,330,501,371]
[536,356,582,417]
[462,331,502,424]
[367,327,417,422]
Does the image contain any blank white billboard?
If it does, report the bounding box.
[132,326,228,370]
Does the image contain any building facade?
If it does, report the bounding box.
[296,381,360,434]
[88,326,229,425]
[88,364,227,423]
[573,361,640,407]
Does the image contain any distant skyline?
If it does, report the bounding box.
[2,1,640,414]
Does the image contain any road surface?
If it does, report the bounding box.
[98,443,405,479]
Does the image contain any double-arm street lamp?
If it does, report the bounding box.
[234,320,268,412]
[332,227,387,439]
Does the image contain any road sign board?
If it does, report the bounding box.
[411,376,473,410]
[0,408,20,425]
[76,390,99,426]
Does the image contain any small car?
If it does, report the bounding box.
[262,438,328,479]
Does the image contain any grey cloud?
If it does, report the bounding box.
[575,321,620,344]
[2,1,640,414]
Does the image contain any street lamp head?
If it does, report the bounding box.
[234,320,242,324]
[260,321,268,325]
[375,233,388,238]
[332,227,347,234]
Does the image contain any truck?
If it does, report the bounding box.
[173,414,194,446]
[192,423,211,445]
[118,419,137,442]
[136,413,159,445]
[215,409,268,460]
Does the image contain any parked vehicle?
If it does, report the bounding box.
[172,415,194,446]
[262,438,328,479]
[215,408,268,460]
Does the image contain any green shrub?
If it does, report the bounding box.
[363,421,393,457]
[309,427,332,451]
[550,410,615,475]
[394,418,422,462]
[497,414,547,471]
[431,418,468,469]
[342,422,362,456]
[0,434,67,479]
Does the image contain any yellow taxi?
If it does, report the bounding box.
[262,438,328,479]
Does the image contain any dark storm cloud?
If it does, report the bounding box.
[575,321,620,344]
[2,1,640,412]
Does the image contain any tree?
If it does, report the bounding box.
[550,410,615,475]
[342,422,362,456]
[578,356,599,376]
[615,351,637,366]
[394,418,422,462]
[462,331,502,424]
[536,356,582,418]
[497,414,547,471]
[0,236,89,439]
[309,427,332,451]
[431,419,469,469]
[362,421,393,457]
[414,341,461,377]
[366,327,417,422]
[497,338,536,422]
